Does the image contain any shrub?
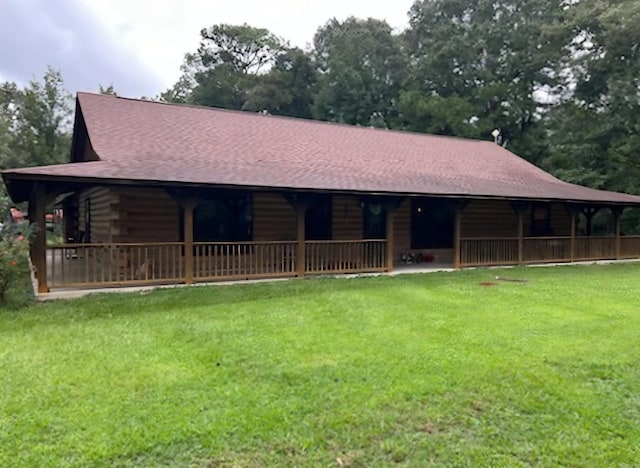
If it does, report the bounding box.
[0,196,32,303]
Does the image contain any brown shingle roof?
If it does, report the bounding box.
[5,92,640,205]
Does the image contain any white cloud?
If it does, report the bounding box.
[1,0,413,98]
[79,0,413,94]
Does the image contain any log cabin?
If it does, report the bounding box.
[4,92,640,294]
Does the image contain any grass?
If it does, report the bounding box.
[1,264,640,466]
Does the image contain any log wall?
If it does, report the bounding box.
[461,200,518,238]
[78,187,118,243]
[332,195,363,240]
[253,193,297,241]
[115,188,180,242]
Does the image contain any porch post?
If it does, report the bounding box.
[612,207,623,260]
[183,200,196,284]
[385,208,395,272]
[28,183,48,293]
[517,211,524,265]
[380,197,404,273]
[582,207,598,237]
[564,204,580,263]
[452,200,468,269]
[510,202,529,265]
[570,213,576,263]
[296,205,306,277]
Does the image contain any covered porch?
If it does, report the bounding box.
[23,180,640,293]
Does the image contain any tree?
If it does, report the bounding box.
[0,68,72,170]
[312,17,407,127]
[242,48,316,118]
[0,82,23,169]
[402,0,569,161]
[543,0,640,196]
[98,84,117,95]
[163,24,287,109]
[11,68,72,168]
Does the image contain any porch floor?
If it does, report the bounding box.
[36,257,640,301]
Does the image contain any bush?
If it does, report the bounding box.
[0,194,32,303]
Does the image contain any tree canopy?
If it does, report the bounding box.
[0,67,71,170]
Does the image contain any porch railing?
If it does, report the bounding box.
[194,241,296,280]
[461,236,640,267]
[620,236,640,259]
[305,239,386,274]
[523,237,571,263]
[460,238,519,266]
[574,236,616,260]
[48,242,185,288]
[47,239,386,288]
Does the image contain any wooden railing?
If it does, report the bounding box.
[523,237,571,263]
[194,241,296,280]
[460,238,519,266]
[620,236,640,259]
[47,239,387,288]
[461,236,640,267]
[48,242,185,288]
[46,236,640,288]
[574,236,616,260]
[305,240,386,274]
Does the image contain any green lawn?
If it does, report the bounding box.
[1,264,640,466]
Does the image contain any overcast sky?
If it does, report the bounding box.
[0,0,414,98]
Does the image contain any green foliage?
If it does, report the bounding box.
[0,67,72,170]
[543,0,640,197]
[312,17,407,127]
[164,24,317,119]
[242,48,316,118]
[0,192,31,303]
[397,90,479,137]
[403,0,569,161]
[1,265,640,465]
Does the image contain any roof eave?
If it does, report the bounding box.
[4,170,640,207]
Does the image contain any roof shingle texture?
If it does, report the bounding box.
[7,92,640,204]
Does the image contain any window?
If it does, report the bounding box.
[305,196,332,240]
[411,198,454,249]
[530,204,552,236]
[191,193,252,242]
[362,202,386,239]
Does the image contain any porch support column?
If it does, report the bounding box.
[453,210,462,269]
[570,213,576,263]
[612,206,623,260]
[182,199,196,285]
[28,183,48,294]
[296,205,306,277]
[511,202,529,265]
[565,204,580,263]
[582,206,599,237]
[517,211,524,264]
[452,200,469,269]
[380,197,404,273]
[385,210,395,272]
[284,193,317,278]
